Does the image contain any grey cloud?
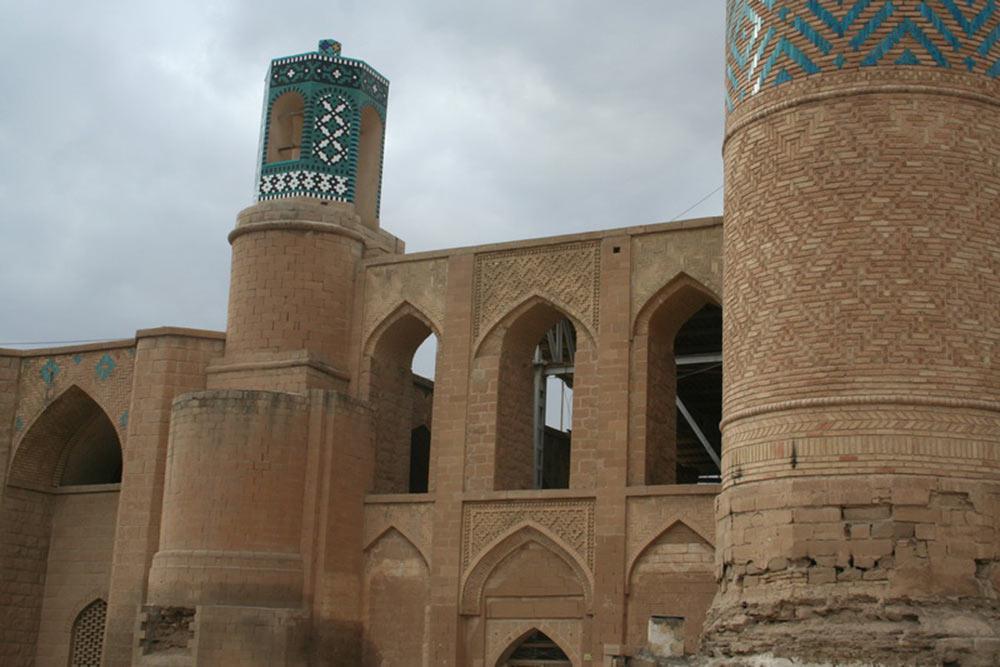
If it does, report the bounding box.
[0,1,726,346]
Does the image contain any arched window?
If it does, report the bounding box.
[635,279,722,485]
[355,106,384,227]
[673,304,722,483]
[266,92,305,163]
[494,303,577,491]
[499,630,571,667]
[367,308,438,494]
[69,598,107,667]
[59,409,122,486]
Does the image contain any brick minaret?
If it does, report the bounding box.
[705,3,1000,663]
[142,40,399,664]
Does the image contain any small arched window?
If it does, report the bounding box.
[355,106,385,226]
[69,599,107,667]
[266,92,305,163]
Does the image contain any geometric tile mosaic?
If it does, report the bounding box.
[95,353,116,381]
[258,169,350,201]
[726,0,1000,111]
[256,40,389,207]
[314,94,351,166]
[40,358,60,387]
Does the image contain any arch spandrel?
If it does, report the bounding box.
[473,292,596,360]
[632,272,721,338]
[9,384,123,490]
[460,522,593,616]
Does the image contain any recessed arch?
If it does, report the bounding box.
[625,519,714,592]
[632,272,721,338]
[460,522,593,616]
[266,91,306,163]
[630,273,722,485]
[364,301,441,494]
[363,525,430,570]
[475,292,596,359]
[492,625,577,667]
[9,384,122,490]
[355,104,385,227]
[68,598,108,667]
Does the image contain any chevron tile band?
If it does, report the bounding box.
[726,0,1000,111]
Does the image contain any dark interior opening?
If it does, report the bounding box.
[409,425,431,493]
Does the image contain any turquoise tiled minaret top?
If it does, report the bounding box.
[725,0,1000,112]
[255,39,389,207]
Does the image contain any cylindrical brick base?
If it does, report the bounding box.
[147,390,311,608]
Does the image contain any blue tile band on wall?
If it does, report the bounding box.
[256,39,389,212]
[726,0,1000,111]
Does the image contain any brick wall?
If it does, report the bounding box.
[33,489,119,667]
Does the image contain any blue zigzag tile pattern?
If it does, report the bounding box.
[726,0,1000,111]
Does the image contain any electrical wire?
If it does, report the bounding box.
[669,184,723,222]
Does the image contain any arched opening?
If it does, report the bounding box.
[69,598,108,667]
[355,106,384,227]
[59,409,122,486]
[636,279,722,485]
[266,91,305,163]
[498,630,572,667]
[0,385,121,665]
[494,302,578,491]
[367,307,438,494]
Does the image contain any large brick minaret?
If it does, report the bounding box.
[705,2,1000,662]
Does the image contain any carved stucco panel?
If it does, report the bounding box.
[473,242,600,341]
[462,499,595,572]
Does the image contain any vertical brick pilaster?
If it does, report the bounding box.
[100,332,223,667]
[591,237,631,656]
[427,254,475,665]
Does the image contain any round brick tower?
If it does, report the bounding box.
[706,2,1000,663]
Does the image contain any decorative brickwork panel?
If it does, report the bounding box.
[462,499,595,571]
[69,599,106,667]
[725,0,1000,111]
[472,242,601,341]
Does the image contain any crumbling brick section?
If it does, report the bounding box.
[139,606,195,656]
[704,477,1000,664]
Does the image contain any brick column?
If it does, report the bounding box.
[101,330,223,667]
[0,352,19,493]
[590,236,632,659]
[427,254,475,665]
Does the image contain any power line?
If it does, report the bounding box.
[0,337,123,347]
[669,184,723,222]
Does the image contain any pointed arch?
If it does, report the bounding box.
[363,524,430,667]
[491,624,579,667]
[68,597,108,667]
[364,301,441,494]
[460,522,593,616]
[632,272,721,338]
[363,525,430,570]
[630,273,723,485]
[364,300,442,361]
[626,519,714,593]
[475,292,596,359]
[8,384,122,490]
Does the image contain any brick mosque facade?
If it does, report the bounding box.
[2,3,1000,665]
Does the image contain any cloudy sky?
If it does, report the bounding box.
[0,0,726,351]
